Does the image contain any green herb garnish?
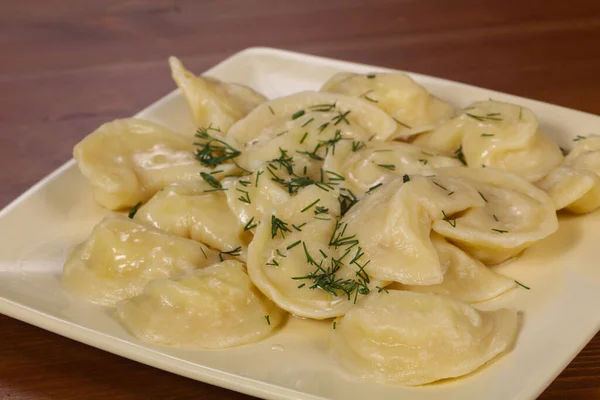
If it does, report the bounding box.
[128,202,142,219]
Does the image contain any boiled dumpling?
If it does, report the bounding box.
[74,118,215,210]
[323,140,463,196]
[537,166,600,213]
[565,134,600,158]
[396,233,517,302]
[226,92,398,184]
[62,214,220,306]
[116,260,287,349]
[433,168,558,264]
[340,175,484,284]
[227,91,398,146]
[321,72,455,137]
[537,135,600,213]
[169,56,267,132]
[331,290,519,386]
[133,180,248,253]
[221,167,291,230]
[247,185,384,319]
[413,101,563,182]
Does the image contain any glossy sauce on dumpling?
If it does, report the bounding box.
[323,140,463,196]
[396,233,516,302]
[537,134,600,213]
[134,180,248,254]
[340,175,484,284]
[74,118,214,210]
[432,167,558,264]
[414,101,563,182]
[321,72,455,137]
[331,290,519,386]
[117,260,287,349]
[62,215,220,306]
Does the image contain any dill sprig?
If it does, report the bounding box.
[301,198,320,213]
[297,129,343,159]
[236,188,251,204]
[255,170,263,187]
[332,110,351,126]
[271,215,292,239]
[128,201,142,219]
[309,102,337,112]
[292,241,370,302]
[360,89,378,103]
[466,112,503,122]
[292,109,305,120]
[514,280,530,290]
[377,164,395,171]
[393,117,412,129]
[325,170,345,181]
[194,125,241,167]
[352,141,366,152]
[441,210,457,227]
[219,246,242,262]
[200,172,224,190]
[314,206,329,215]
[339,190,358,217]
[366,183,382,194]
[265,258,280,267]
[269,148,295,175]
[287,240,301,250]
[433,181,448,191]
[454,145,467,165]
[244,217,257,231]
[317,122,330,133]
[329,221,359,249]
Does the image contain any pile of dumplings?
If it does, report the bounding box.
[63,56,599,386]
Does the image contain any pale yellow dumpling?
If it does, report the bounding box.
[133,181,248,254]
[323,140,463,196]
[62,215,220,306]
[169,56,267,132]
[247,185,384,319]
[414,101,563,182]
[537,135,600,213]
[116,260,287,349]
[226,91,398,146]
[433,168,558,264]
[221,167,291,230]
[74,118,212,210]
[331,290,519,386]
[396,233,517,302]
[340,175,484,284]
[232,108,381,179]
[321,72,455,137]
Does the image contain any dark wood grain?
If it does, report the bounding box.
[0,1,599,399]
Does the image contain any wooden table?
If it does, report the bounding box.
[1,1,599,399]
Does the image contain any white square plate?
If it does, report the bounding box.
[1,47,599,400]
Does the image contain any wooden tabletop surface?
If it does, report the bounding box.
[1,1,599,399]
